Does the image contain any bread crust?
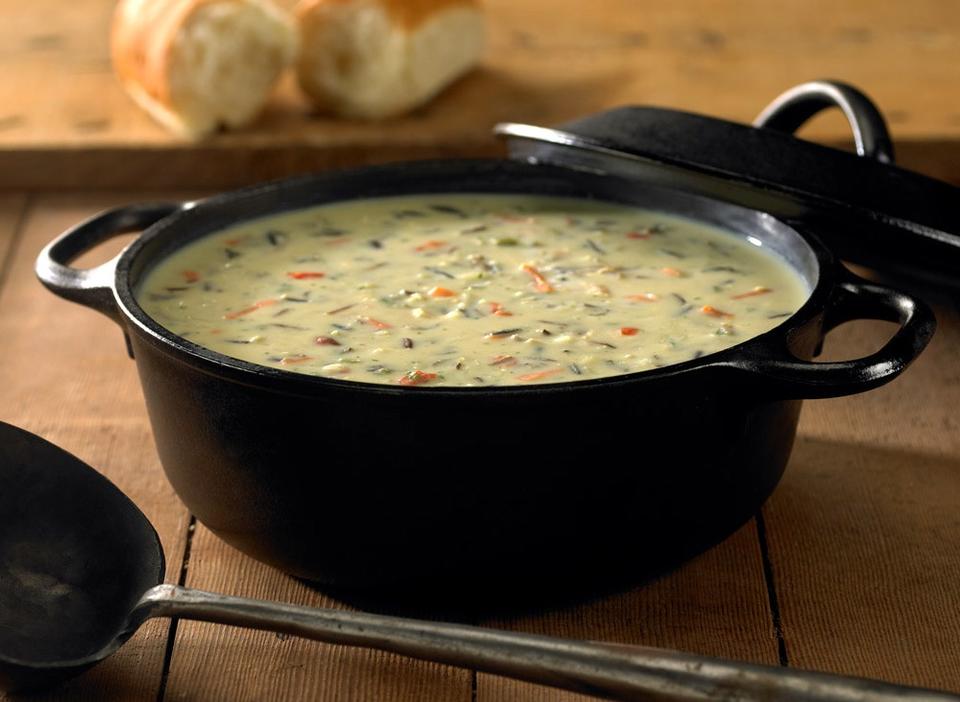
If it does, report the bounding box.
[112,0,296,137]
[112,0,213,114]
[295,0,484,118]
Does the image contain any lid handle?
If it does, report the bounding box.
[753,80,895,164]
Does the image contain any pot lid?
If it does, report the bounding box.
[496,80,960,287]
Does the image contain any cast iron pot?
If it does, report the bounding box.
[35,83,939,595]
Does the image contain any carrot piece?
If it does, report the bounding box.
[520,264,554,293]
[701,305,734,318]
[491,355,517,367]
[661,267,684,278]
[280,355,312,366]
[414,240,447,252]
[360,316,392,330]
[489,302,513,317]
[315,336,341,346]
[517,367,564,382]
[287,271,326,280]
[223,298,278,320]
[626,230,652,240]
[626,293,659,302]
[429,286,457,297]
[398,370,438,386]
[731,286,773,300]
[620,327,640,336]
[182,270,200,283]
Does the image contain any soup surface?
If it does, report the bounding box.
[137,194,809,386]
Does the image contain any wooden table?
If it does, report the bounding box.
[3,1,960,700]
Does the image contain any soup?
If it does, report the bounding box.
[137,194,809,386]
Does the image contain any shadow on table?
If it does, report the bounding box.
[313,435,960,625]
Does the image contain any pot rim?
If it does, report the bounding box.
[108,158,838,398]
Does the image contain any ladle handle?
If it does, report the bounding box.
[139,585,958,702]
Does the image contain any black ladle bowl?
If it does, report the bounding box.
[1,421,956,701]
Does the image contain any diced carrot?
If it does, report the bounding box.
[620,327,640,336]
[626,293,659,302]
[182,270,200,283]
[360,316,392,330]
[521,264,554,293]
[731,286,773,300]
[398,370,438,386]
[491,355,517,367]
[661,267,684,278]
[517,368,564,382]
[315,336,341,346]
[414,240,447,252]
[223,298,278,320]
[429,286,457,297]
[626,230,652,240]
[287,271,326,280]
[701,305,734,318]
[280,355,312,366]
[489,302,513,317]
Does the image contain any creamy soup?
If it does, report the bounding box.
[137,194,809,386]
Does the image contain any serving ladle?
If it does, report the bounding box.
[0,420,956,701]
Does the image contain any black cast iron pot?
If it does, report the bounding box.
[35,82,946,596]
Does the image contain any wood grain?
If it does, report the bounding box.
[476,522,780,701]
[765,304,960,692]
[0,194,191,702]
[162,525,474,702]
[2,0,960,187]
[0,195,27,269]
[4,191,960,701]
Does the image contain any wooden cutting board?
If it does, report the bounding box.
[2,0,960,189]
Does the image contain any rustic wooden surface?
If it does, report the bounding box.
[0,192,959,701]
[2,0,960,188]
[3,0,960,698]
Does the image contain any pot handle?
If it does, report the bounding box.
[35,202,182,325]
[719,275,935,399]
[753,79,895,164]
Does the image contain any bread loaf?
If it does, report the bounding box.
[295,0,484,119]
[112,0,298,139]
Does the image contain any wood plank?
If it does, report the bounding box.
[0,193,191,702]
[162,525,473,702]
[1,0,960,187]
[764,299,960,691]
[169,525,776,701]
[476,522,780,701]
[0,194,26,269]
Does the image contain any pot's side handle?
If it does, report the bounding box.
[35,203,182,325]
[719,276,935,400]
[753,79,895,164]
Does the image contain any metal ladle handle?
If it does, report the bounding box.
[138,585,958,702]
[753,79,895,163]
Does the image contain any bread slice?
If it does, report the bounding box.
[295,0,484,119]
[112,0,298,139]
